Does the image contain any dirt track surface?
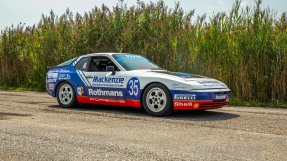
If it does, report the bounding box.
[0,90,287,161]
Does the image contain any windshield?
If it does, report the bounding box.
[112,54,160,71]
[57,57,78,67]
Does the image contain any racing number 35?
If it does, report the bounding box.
[127,77,140,96]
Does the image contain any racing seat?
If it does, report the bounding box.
[98,60,108,71]
[89,62,98,71]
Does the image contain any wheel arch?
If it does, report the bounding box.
[53,80,72,97]
[140,81,172,109]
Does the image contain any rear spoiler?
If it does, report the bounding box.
[47,66,56,69]
[47,65,70,70]
[47,66,62,70]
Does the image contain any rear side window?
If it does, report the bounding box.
[75,57,89,71]
[57,57,78,67]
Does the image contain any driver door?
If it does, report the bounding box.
[83,55,127,104]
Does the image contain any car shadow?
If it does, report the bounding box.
[47,104,239,121]
[169,110,240,121]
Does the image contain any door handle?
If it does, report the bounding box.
[85,74,93,78]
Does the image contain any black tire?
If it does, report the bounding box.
[142,83,173,116]
[56,82,79,108]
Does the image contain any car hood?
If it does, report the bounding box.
[150,70,206,79]
[147,70,229,90]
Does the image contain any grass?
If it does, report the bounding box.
[229,98,287,108]
[0,86,44,92]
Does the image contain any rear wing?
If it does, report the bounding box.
[47,66,58,70]
[47,57,78,70]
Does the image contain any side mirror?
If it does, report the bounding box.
[106,66,116,75]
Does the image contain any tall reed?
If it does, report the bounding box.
[0,0,286,103]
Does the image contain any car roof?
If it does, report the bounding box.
[82,52,130,57]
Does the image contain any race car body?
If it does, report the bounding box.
[46,53,230,116]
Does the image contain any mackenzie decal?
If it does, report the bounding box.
[93,76,124,83]
[88,88,123,97]
[92,76,124,87]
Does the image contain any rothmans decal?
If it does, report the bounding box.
[88,88,123,97]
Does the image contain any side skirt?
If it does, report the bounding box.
[77,96,141,108]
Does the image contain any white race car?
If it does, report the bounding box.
[46,53,230,116]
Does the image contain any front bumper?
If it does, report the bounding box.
[173,99,228,110]
[171,90,230,110]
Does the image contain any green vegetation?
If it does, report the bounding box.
[229,97,287,108]
[0,0,286,106]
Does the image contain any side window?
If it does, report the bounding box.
[75,57,89,71]
[89,56,120,72]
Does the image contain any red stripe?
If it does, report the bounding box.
[77,96,141,108]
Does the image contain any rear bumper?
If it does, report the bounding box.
[173,99,228,110]
[47,90,56,97]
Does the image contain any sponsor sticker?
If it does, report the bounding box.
[92,76,124,87]
[48,84,54,90]
[51,69,70,73]
[88,88,123,97]
[198,81,224,87]
[77,86,84,96]
[174,102,193,107]
[127,77,140,96]
[215,94,226,100]
[116,55,148,62]
[58,74,71,80]
[174,94,196,100]
[82,62,87,69]
[47,78,57,83]
[171,83,186,89]
[90,98,125,103]
[47,73,58,79]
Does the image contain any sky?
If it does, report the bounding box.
[0,0,286,31]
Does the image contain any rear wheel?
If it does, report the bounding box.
[142,83,173,116]
[56,82,78,108]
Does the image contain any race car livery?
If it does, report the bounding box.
[46,53,230,116]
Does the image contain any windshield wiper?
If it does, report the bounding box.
[151,67,165,70]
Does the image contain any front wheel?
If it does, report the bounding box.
[56,82,78,108]
[142,83,173,117]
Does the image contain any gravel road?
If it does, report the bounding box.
[0,90,287,161]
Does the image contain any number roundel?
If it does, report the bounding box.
[127,77,140,96]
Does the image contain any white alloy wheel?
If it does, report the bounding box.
[146,87,167,112]
[142,83,173,116]
[58,84,73,105]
